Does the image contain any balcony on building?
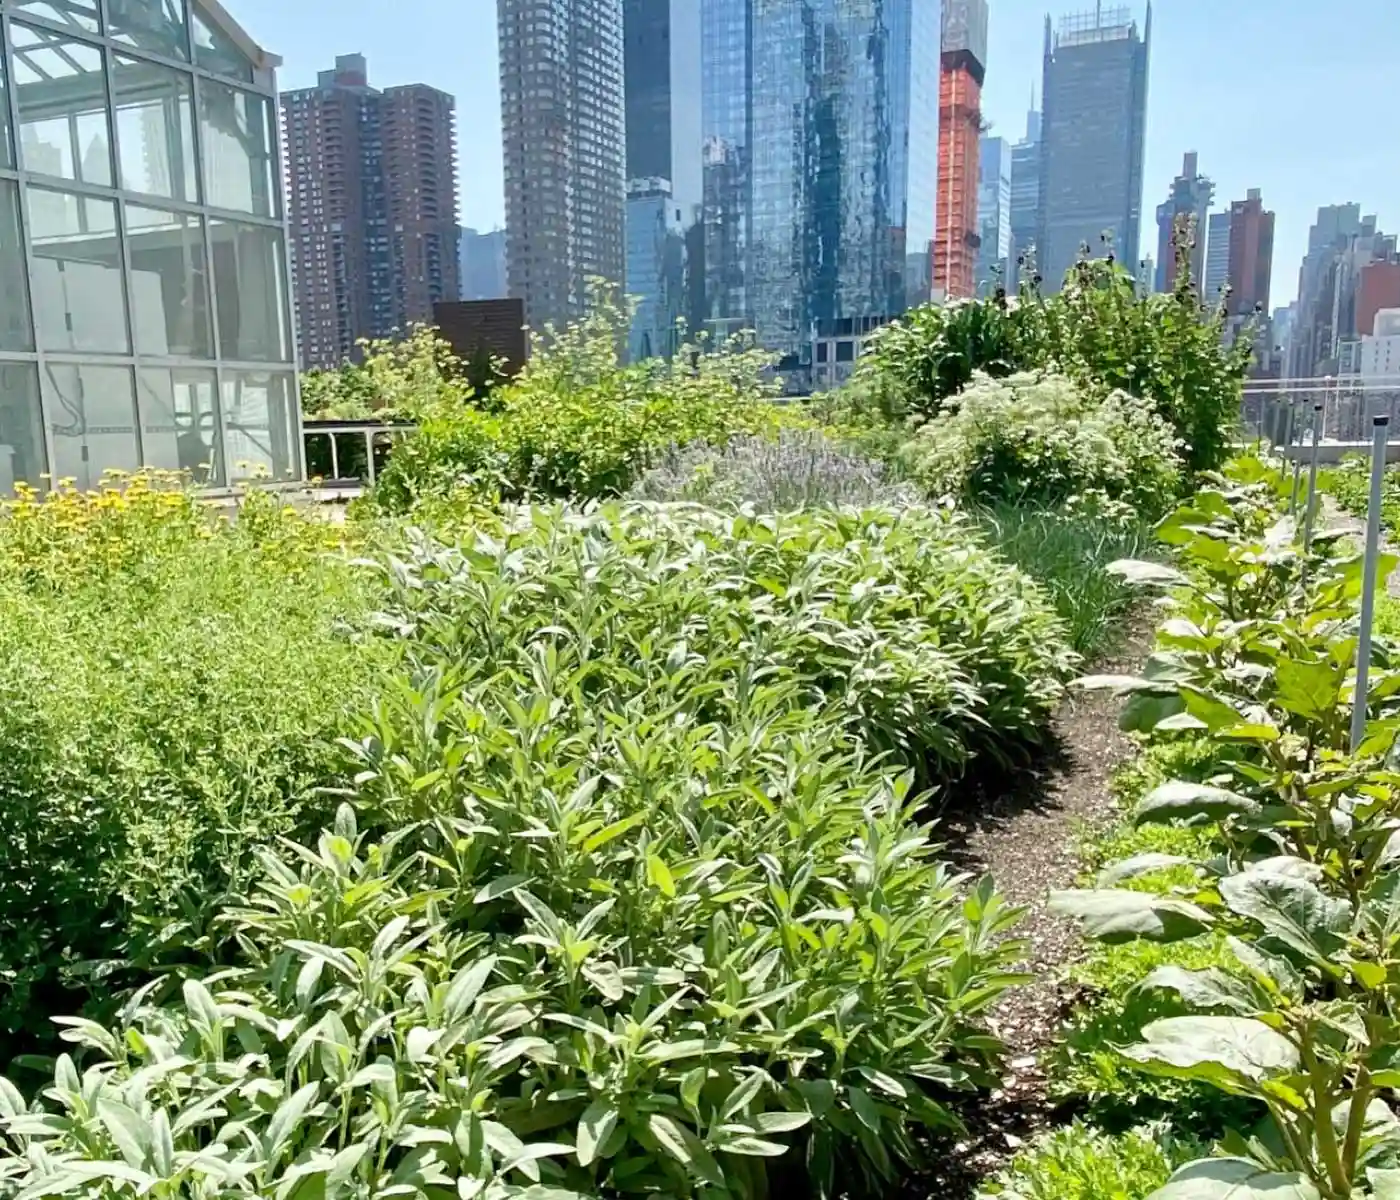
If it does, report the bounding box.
[0,0,301,493]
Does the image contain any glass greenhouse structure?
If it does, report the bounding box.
[0,0,300,491]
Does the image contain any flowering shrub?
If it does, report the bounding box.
[0,473,388,1044]
[896,372,1184,518]
[628,428,920,512]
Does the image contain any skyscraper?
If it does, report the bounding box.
[1154,151,1211,296]
[700,0,941,357]
[1288,204,1365,378]
[459,228,508,301]
[1223,189,1275,318]
[282,56,460,368]
[1009,105,1042,289]
[1038,4,1150,291]
[1202,211,1230,308]
[976,135,1013,296]
[935,0,988,301]
[623,0,702,359]
[498,0,626,335]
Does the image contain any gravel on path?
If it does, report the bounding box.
[906,616,1157,1196]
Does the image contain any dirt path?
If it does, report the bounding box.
[907,618,1156,1196]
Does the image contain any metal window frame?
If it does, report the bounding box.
[0,0,303,491]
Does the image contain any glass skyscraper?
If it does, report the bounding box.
[623,0,702,359]
[1038,4,1150,292]
[701,0,941,357]
[0,0,301,493]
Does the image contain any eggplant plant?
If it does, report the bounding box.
[1056,458,1400,1199]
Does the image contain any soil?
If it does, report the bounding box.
[897,616,1158,1197]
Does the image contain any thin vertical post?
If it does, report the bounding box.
[1279,400,1296,481]
[1351,415,1391,753]
[329,432,340,482]
[1291,453,1303,517]
[365,430,377,485]
[1302,402,1324,557]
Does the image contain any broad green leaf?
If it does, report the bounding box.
[1136,781,1260,824]
[646,854,676,898]
[444,956,497,1022]
[1096,853,1191,888]
[263,1081,320,1164]
[581,812,647,853]
[754,1110,812,1134]
[1108,560,1191,588]
[96,1099,150,1169]
[1218,871,1351,968]
[1274,658,1340,722]
[1227,937,1305,1005]
[1368,1168,1400,1199]
[1050,890,1214,944]
[1146,1156,1319,1199]
[1137,966,1261,1015]
[474,876,530,904]
[1122,1017,1299,1089]
[576,1099,618,1167]
[715,1134,789,1157]
[647,1114,693,1166]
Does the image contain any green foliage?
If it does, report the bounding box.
[856,296,1021,422]
[0,476,388,1046]
[977,1121,1201,1200]
[976,501,1158,658]
[1322,456,1400,538]
[1055,458,1400,1198]
[372,298,787,512]
[853,252,1251,478]
[301,326,473,421]
[896,372,1184,518]
[365,503,1075,787]
[1014,255,1252,475]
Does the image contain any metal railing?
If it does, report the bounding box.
[1241,376,1400,451]
[302,419,418,487]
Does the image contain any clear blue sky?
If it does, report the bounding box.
[231,0,1395,307]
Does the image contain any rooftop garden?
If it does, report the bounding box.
[7,253,1396,1200]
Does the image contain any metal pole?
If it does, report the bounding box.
[366,431,377,486]
[1280,400,1296,481]
[329,433,340,482]
[1351,415,1391,753]
[1291,453,1303,517]
[1302,402,1324,557]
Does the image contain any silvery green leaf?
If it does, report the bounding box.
[1050,890,1214,943]
[1146,1156,1318,1199]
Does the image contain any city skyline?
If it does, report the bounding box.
[230,0,1400,309]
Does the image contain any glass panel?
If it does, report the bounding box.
[221,369,296,481]
[43,363,140,490]
[0,364,48,492]
[208,217,290,362]
[137,367,221,485]
[108,0,190,62]
[12,22,112,186]
[112,54,198,202]
[26,187,129,353]
[198,79,275,216]
[192,5,254,83]
[0,182,35,352]
[10,0,101,35]
[126,203,213,358]
[0,39,12,169]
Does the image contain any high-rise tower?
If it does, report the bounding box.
[497,0,626,335]
[1154,151,1212,296]
[935,0,989,300]
[1037,4,1150,291]
[282,56,460,368]
[700,0,941,356]
[623,0,702,359]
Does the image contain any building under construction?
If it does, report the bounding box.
[935,0,989,300]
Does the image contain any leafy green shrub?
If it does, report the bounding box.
[1013,254,1253,474]
[977,1121,1201,1200]
[852,250,1250,476]
[856,296,1022,422]
[300,325,474,420]
[372,503,1075,785]
[896,372,1183,517]
[1322,456,1400,538]
[372,300,788,512]
[1055,463,1400,1197]
[0,578,1032,1200]
[628,429,919,512]
[0,475,388,1044]
[976,502,1157,658]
